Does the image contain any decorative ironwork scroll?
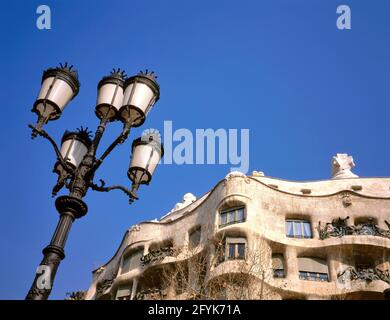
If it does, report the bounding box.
[134,288,167,300]
[318,217,390,240]
[338,266,390,284]
[141,246,177,266]
[95,279,114,298]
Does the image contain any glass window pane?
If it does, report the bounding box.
[128,250,143,270]
[303,222,312,238]
[286,221,294,237]
[220,207,245,227]
[236,208,244,222]
[228,244,236,259]
[299,271,329,282]
[286,220,312,238]
[122,257,131,274]
[220,213,227,225]
[227,211,235,223]
[294,221,303,238]
[237,243,245,259]
[319,273,329,282]
[122,250,143,274]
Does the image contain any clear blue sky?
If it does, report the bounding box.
[0,0,389,299]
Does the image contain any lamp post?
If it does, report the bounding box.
[26,63,164,300]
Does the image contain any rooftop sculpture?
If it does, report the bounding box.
[171,193,197,212]
[331,153,359,179]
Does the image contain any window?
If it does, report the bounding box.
[220,207,245,227]
[189,227,201,249]
[116,285,132,300]
[215,237,247,265]
[121,249,143,274]
[298,257,329,282]
[299,272,329,282]
[227,243,245,259]
[272,254,285,278]
[286,219,312,238]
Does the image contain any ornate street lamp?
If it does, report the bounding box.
[26,63,164,300]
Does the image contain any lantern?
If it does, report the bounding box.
[59,129,92,168]
[119,70,160,127]
[127,135,164,186]
[95,68,125,121]
[32,63,80,123]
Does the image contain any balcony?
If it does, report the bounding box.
[338,266,390,285]
[318,217,390,240]
[141,246,177,266]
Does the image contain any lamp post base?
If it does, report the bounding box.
[26,196,87,300]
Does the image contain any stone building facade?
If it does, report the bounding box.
[85,154,390,300]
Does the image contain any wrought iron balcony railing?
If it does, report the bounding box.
[318,217,390,240]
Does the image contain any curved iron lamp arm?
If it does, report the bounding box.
[94,123,132,171]
[90,179,139,204]
[28,124,73,173]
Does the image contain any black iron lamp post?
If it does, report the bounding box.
[26,63,164,300]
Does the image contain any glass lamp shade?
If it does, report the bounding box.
[32,64,80,122]
[119,71,160,127]
[60,130,91,168]
[127,137,164,185]
[95,70,125,121]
